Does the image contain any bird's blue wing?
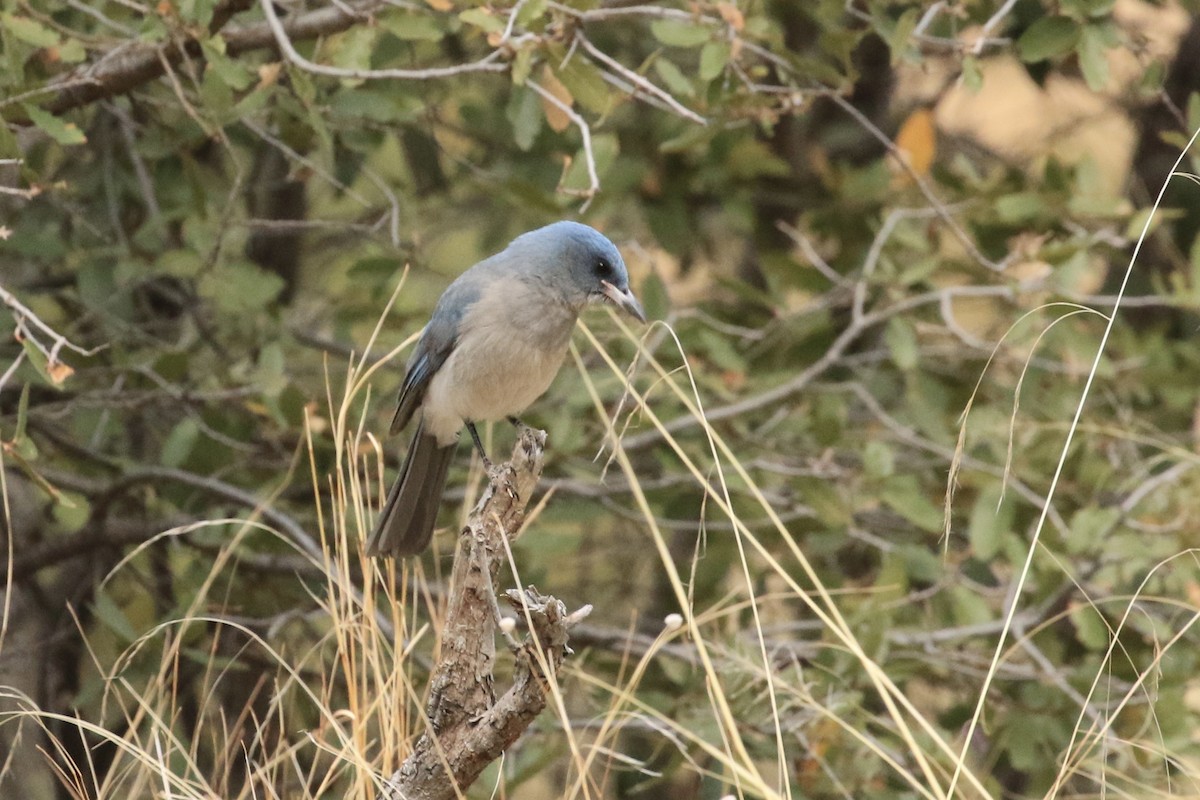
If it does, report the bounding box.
[388,278,481,435]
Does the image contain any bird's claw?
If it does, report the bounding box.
[485,464,520,501]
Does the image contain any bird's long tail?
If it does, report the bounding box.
[366,421,456,557]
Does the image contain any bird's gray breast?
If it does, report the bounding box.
[421,277,577,440]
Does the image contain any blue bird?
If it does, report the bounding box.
[367,222,646,557]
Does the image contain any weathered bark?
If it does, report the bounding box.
[381,427,589,799]
[40,0,382,116]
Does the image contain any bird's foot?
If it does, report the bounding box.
[485,462,520,503]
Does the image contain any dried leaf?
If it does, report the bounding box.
[716,2,744,31]
[257,62,282,89]
[893,107,936,179]
[46,360,74,386]
[539,65,573,133]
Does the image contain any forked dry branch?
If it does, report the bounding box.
[383,426,590,799]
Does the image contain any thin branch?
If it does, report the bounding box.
[0,282,106,393]
[33,0,378,114]
[621,278,1019,451]
[827,93,1005,273]
[527,78,600,207]
[971,0,1021,55]
[577,34,707,125]
[496,0,527,47]
[259,0,512,81]
[31,0,255,114]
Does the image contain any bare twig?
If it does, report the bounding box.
[971,0,1021,55]
[0,282,106,393]
[577,34,707,125]
[259,0,511,81]
[29,0,255,114]
[32,0,377,114]
[527,78,600,207]
[496,0,527,47]
[621,275,1020,451]
[827,93,1005,273]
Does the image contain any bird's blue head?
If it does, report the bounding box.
[514,221,646,323]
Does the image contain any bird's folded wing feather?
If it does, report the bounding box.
[388,278,482,435]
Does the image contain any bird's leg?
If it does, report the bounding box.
[465,421,493,470]
[506,415,525,429]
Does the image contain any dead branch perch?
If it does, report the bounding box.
[382,426,589,799]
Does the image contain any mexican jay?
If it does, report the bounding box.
[367,221,646,558]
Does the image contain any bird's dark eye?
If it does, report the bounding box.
[595,258,612,277]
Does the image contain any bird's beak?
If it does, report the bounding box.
[599,280,647,323]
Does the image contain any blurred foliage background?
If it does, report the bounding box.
[3,0,1200,797]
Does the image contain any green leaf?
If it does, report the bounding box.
[1062,0,1116,19]
[257,342,287,399]
[995,191,1046,223]
[696,328,744,372]
[198,261,285,314]
[93,592,138,642]
[51,490,88,531]
[967,484,1013,560]
[650,19,713,47]
[654,58,694,99]
[19,337,55,388]
[200,67,234,115]
[379,11,446,41]
[726,138,790,179]
[884,317,919,371]
[180,0,218,27]
[699,40,731,81]
[9,383,37,461]
[1124,206,1162,240]
[201,39,254,91]
[880,7,918,65]
[554,58,611,115]
[1065,506,1120,554]
[331,87,421,123]
[1188,93,1200,142]
[459,7,503,34]
[795,476,850,527]
[1016,16,1080,63]
[882,475,943,533]
[507,87,543,151]
[516,0,548,26]
[161,417,200,468]
[58,38,86,63]
[2,13,59,47]
[1069,603,1110,650]
[330,24,376,74]
[22,104,86,145]
[962,55,983,92]
[0,117,18,158]
[13,383,30,444]
[863,440,895,479]
[639,271,670,322]
[510,44,534,85]
[897,543,941,583]
[1076,24,1109,91]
